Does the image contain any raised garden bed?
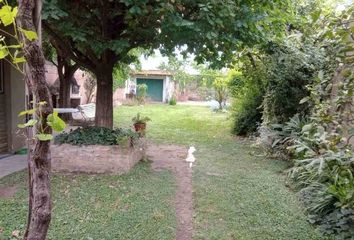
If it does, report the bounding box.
[51,127,146,174]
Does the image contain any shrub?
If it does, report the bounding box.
[169,97,177,105]
[213,77,229,110]
[231,85,264,135]
[136,84,148,104]
[54,126,138,146]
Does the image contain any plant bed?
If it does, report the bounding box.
[52,127,146,174]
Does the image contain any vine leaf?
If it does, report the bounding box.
[0,5,17,26]
[19,28,38,41]
[47,111,66,132]
[36,134,53,141]
[18,108,36,117]
[18,119,38,128]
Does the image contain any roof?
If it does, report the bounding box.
[133,70,172,76]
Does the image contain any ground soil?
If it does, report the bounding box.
[0,185,18,199]
[146,144,194,240]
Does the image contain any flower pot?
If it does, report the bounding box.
[134,123,146,136]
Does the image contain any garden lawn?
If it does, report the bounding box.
[114,104,325,240]
[0,104,326,239]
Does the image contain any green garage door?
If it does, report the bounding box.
[137,78,163,102]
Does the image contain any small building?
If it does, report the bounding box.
[125,70,174,102]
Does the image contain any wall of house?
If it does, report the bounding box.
[0,82,7,152]
[3,62,26,152]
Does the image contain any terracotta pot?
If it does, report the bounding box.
[134,123,146,134]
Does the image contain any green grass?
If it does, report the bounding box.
[0,163,176,239]
[0,104,325,239]
[115,104,324,239]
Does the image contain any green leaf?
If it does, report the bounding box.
[0,48,8,59]
[13,57,26,63]
[299,97,310,104]
[302,124,313,133]
[18,119,38,128]
[19,28,38,41]
[0,5,17,26]
[47,111,66,132]
[36,134,53,141]
[18,108,36,117]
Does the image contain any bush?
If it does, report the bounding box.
[54,126,138,146]
[169,97,177,105]
[232,85,263,135]
[136,84,148,104]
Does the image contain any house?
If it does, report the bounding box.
[45,62,93,108]
[125,70,174,102]
[0,60,26,154]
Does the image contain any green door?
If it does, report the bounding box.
[136,78,163,102]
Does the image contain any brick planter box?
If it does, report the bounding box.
[51,139,146,174]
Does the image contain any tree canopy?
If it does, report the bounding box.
[42,0,288,127]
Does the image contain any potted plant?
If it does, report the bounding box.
[132,113,151,135]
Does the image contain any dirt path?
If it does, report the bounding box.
[146,144,194,240]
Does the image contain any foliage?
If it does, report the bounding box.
[18,102,66,142]
[213,77,229,110]
[42,0,290,127]
[42,0,288,69]
[261,36,331,124]
[132,113,151,125]
[168,97,177,106]
[261,4,354,238]
[231,85,264,135]
[226,69,243,97]
[54,126,138,146]
[158,55,194,95]
[136,84,148,105]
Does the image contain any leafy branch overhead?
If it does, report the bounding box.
[0,1,38,73]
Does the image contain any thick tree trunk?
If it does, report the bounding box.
[18,0,53,239]
[94,64,114,128]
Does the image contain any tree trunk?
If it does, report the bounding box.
[18,0,53,239]
[94,64,114,128]
[57,56,78,121]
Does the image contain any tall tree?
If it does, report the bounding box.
[42,0,287,128]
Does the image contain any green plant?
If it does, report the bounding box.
[213,77,229,110]
[132,113,151,125]
[168,97,177,106]
[18,101,66,141]
[231,84,264,136]
[54,126,138,145]
[136,84,148,105]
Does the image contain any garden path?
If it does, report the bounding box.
[146,144,194,240]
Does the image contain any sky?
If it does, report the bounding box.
[139,49,199,74]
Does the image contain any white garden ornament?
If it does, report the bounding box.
[186,146,196,168]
